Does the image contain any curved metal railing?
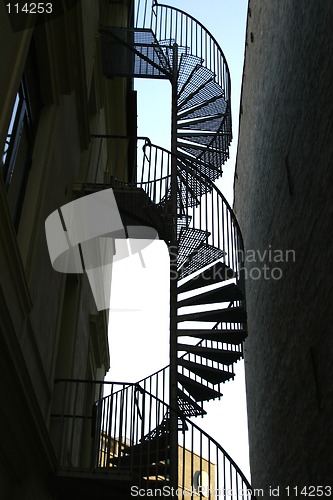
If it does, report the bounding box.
[133,0,232,171]
[88,136,244,283]
[95,384,255,499]
[87,135,171,202]
[135,0,231,104]
[175,159,244,281]
[51,379,255,499]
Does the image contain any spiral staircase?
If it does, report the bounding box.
[52,1,255,499]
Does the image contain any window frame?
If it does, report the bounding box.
[2,40,42,229]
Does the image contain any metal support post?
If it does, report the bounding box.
[169,42,179,492]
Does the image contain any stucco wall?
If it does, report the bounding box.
[0,1,120,497]
[234,0,333,496]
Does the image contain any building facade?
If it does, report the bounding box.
[234,0,333,496]
[0,0,132,497]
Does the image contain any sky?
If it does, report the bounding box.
[107,0,250,479]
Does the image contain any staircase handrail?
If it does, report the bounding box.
[97,382,256,498]
[178,159,243,247]
[89,135,243,248]
[140,1,231,104]
[152,1,232,166]
[89,137,243,245]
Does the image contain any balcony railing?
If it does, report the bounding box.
[51,379,255,499]
[86,136,245,286]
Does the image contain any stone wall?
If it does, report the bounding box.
[234,0,333,496]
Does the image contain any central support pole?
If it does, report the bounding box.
[169,42,179,492]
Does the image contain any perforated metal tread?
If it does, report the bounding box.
[176,171,213,207]
[177,227,209,269]
[177,54,205,97]
[177,388,206,417]
[177,63,217,107]
[101,27,170,78]
[178,79,225,114]
[178,244,225,279]
[178,113,226,132]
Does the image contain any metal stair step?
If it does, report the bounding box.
[177,306,246,324]
[177,227,210,270]
[177,112,226,131]
[101,27,171,79]
[159,40,189,78]
[178,94,226,121]
[177,132,227,149]
[178,73,216,111]
[177,283,243,308]
[178,157,223,184]
[178,79,224,114]
[178,373,222,402]
[178,245,225,280]
[178,261,236,293]
[197,132,231,160]
[177,147,222,183]
[111,450,170,470]
[177,138,227,152]
[177,328,247,345]
[177,54,203,96]
[178,146,227,180]
[175,162,219,206]
[177,62,214,104]
[175,170,204,209]
[110,436,169,467]
[122,436,169,458]
[177,344,242,365]
[177,388,207,417]
[112,186,156,228]
[161,169,205,211]
[145,202,192,244]
[110,454,170,472]
[178,359,234,384]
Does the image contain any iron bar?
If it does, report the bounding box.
[169,40,180,492]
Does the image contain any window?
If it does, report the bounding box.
[2,40,42,229]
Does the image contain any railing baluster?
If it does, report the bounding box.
[135,0,140,28]
[102,389,108,466]
[50,381,254,498]
[223,454,227,500]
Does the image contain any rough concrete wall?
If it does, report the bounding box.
[234,0,333,496]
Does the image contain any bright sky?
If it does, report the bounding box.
[107,0,250,479]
